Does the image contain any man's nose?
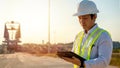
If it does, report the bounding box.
[80,19,85,23]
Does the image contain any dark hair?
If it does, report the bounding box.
[90,14,96,19]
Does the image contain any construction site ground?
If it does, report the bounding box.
[0,52,118,68]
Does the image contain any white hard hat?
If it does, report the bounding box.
[73,0,99,16]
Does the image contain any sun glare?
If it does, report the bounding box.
[0,0,49,44]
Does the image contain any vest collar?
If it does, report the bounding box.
[84,24,98,34]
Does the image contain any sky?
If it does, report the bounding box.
[0,0,120,44]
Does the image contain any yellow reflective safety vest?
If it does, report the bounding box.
[73,27,110,68]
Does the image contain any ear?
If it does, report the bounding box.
[94,14,97,19]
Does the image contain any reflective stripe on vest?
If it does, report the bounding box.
[73,27,107,68]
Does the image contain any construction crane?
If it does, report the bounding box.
[2,21,21,53]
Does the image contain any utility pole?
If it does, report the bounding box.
[48,0,51,53]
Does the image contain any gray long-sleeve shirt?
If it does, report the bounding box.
[72,24,113,68]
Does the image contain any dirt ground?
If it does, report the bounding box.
[0,53,118,68]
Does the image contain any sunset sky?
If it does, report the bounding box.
[0,0,120,44]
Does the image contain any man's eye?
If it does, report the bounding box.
[83,18,88,19]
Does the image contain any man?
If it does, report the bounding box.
[61,0,113,68]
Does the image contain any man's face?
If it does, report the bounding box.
[78,14,96,32]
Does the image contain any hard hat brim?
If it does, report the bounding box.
[73,12,90,16]
[73,13,86,16]
[73,10,99,16]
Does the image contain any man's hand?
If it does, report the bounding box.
[61,56,81,66]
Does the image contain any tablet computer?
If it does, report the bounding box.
[57,51,86,61]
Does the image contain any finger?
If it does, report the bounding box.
[72,57,80,60]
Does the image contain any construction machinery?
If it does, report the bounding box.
[1,21,21,53]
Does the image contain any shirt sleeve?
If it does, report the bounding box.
[84,32,113,68]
